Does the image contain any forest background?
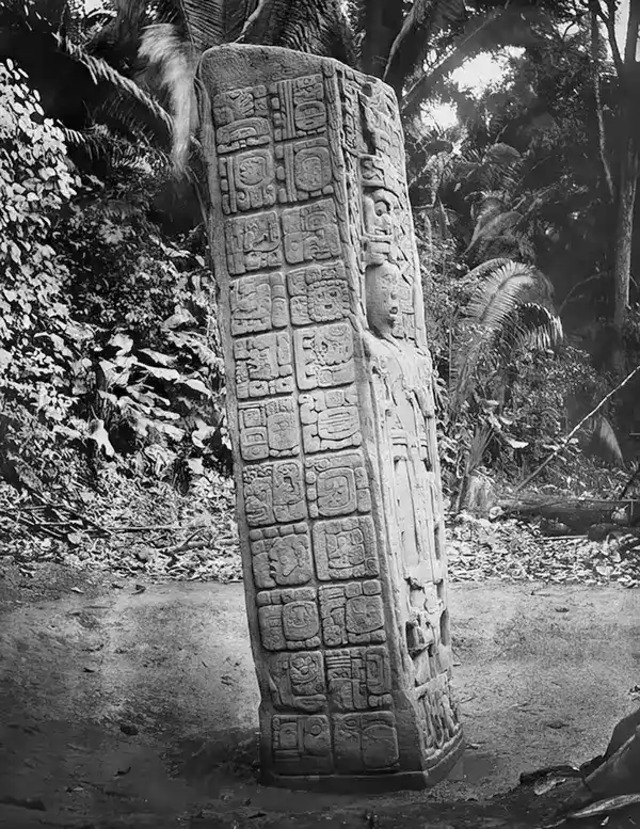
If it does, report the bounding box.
[2,0,640,584]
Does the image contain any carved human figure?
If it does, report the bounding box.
[365,261,400,339]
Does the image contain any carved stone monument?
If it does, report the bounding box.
[200,45,463,791]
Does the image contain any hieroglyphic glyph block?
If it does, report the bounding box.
[282,200,342,264]
[233,332,293,398]
[299,386,362,453]
[272,714,333,774]
[288,262,351,325]
[225,211,282,274]
[238,397,299,460]
[334,712,400,772]
[201,45,462,791]
[325,646,391,710]
[257,586,322,651]
[250,523,313,588]
[318,581,386,647]
[243,460,306,526]
[230,272,288,335]
[293,323,355,390]
[268,651,326,712]
[312,516,378,580]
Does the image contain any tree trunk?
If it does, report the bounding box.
[590,2,614,200]
[613,135,638,336]
[360,0,403,81]
[605,0,640,370]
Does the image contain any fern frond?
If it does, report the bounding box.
[60,124,113,161]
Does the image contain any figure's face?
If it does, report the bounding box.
[365,262,400,337]
[268,539,298,580]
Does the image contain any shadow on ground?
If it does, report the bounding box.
[1,562,639,827]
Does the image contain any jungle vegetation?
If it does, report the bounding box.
[1,0,639,520]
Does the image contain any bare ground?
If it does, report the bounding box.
[1,561,639,828]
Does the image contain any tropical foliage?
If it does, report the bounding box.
[0,0,638,520]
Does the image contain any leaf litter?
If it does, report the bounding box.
[448,512,640,587]
[0,467,242,584]
[1,475,639,588]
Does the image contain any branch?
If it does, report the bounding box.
[104,523,206,532]
[596,0,624,76]
[514,362,640,494]
[402,11,500,117]
[590,1,614,199]
[558,273,602,311]
[401,7,544,118]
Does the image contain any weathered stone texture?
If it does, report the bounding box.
[200,45,463,790]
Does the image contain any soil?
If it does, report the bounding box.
[1,561,640,828]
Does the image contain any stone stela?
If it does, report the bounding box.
[200,45,463,791]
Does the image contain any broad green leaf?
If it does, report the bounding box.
[88,418,115,458]
[141,364,181,382]
[109,332,134,354]
[181,378,211,396]
[163,306,197,330]
[138,348,176,367]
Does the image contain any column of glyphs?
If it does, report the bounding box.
[201,46,463,789]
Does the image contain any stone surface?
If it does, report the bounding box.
[199,44,462,790]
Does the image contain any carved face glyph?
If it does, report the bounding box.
[268,537,306,582]
[365,261,400,338]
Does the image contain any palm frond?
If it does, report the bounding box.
[480,145,522,193]
[176,0,227,50]
[467,262,550,327]
[495,302,563,358]
[237,0,352,59]
[54,31,174,136]
[452,260,558,405]
[458,258,513,289]
[590,415,624,466]
[139,22,197,170]
[223,1,259,41]
[465,210,522,256]
[0,9,173,144]
[62,123,170,170]
[484,142,522,167]
[384,0,467,94]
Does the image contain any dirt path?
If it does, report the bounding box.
[1,562,639,827]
